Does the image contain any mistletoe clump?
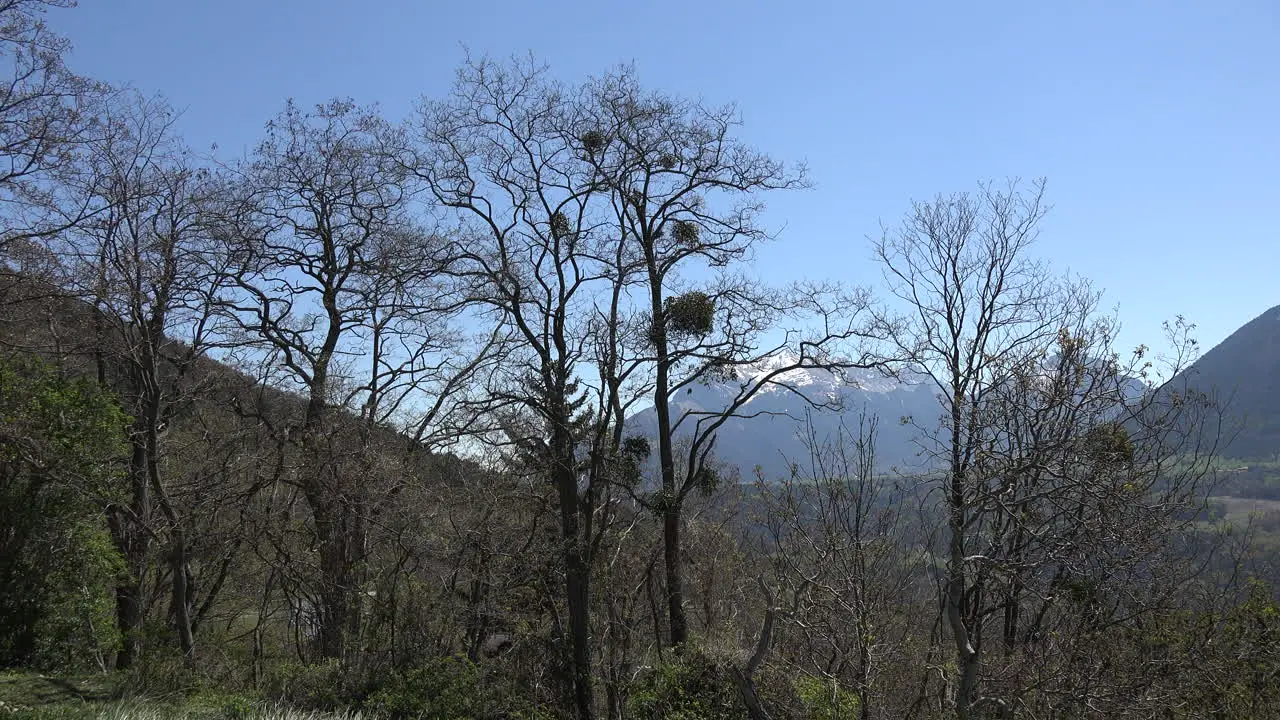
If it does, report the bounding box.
[580,129,607,156]
[550,210,571,239]
[672,220,699,248]
[663,291,714,337]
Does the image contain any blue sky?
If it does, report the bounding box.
[47,0,1278,357]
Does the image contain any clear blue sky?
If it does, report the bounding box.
[47,0,1278,357]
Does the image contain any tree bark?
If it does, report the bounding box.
[662,505,687,647]
[170,529,195,664]
[552,419,595,720]
[110,437,153,670]
[646,251,689,649]
[948,399,978,720]
[312,503,351,661]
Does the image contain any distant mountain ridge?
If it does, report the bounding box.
[625,315,1267,481]
[626,361,942,480]
[1178,305,1280,460]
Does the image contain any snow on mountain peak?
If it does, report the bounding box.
[742,353,909,395]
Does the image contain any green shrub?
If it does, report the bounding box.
[0,355,130,672]
[627,651,746,720]
[793,675,859,720]
[122,643,201,697]
[204,692,261,719]
[269,661,346,711]
[365,656,480,720]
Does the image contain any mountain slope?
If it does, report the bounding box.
[1179,304,1280,460]
[625,364,942,480]
[625,352,1158,481]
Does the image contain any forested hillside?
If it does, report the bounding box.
[1,2,1278,719]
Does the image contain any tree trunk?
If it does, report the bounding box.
[732,667,769,720]
[952,479,977,712]
[647,258,688,649]
[111,439,152,670]
[947,401,979,720]
[112,574,145,670]
[735,601,777,720]
[947,528,979,720]
[314,508,350,661]
[550,413,594,720]
[662,506,687,647]
[170,530,195,665]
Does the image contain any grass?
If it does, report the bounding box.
[0,672,122,708]
[0,672,370,720]
[1210,495,1280,524]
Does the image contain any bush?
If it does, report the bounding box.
[627,651,746,720]
[121,637,213,697]
[365,656,480,720]
[793,675,860,720]
[268,661,346,712]
[0,355,130,672]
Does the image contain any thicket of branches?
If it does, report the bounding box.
[0,4,1274,719]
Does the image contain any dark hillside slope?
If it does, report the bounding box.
[1180,305,1280,460]
[0,272,479,482]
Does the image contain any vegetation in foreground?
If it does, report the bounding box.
[2,1,1280,718]
[0,671,367,719]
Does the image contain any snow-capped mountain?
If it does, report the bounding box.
[624,353,1154,482]
[625,359,943,481]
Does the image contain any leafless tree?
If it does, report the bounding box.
[410,56,633,719]
[0,0,112,261]
[219,98,489,662]
[576,67,882,649]
[873,178,1220,718]
[758,410,928,719]
[40,92,238,668]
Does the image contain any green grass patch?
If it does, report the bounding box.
[0,671,368,719]
[0,671,122,707]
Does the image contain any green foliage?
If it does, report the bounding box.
[691,465,721,496]
[1139,580,1280,718]
[1197,579,1280,716]
[627,651,746,720]
[0,670,367,719]
[622,436,651,462]
[662,291,715,339]
[121,643,202,696]
[365,656,481,719]
[549,211,571,240]
[0,355,130,671]
[212,694,260,719]
[793,675,860,720]
[1060,577,1101,606]
[0,698,371,719]
[27,522,124,671]
[267,661,345,711]
[0,670,121,714]
[672,220,700,247]
[616,435,652,487]
[1084,421,1135,467]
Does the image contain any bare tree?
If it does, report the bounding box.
[220,98,485,662]
[758,410,928,719]
[410,56,630,719]
[577,67,881,648]
[873,179,1219,718]
[0,0,111,261]
[40,92,237,668]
